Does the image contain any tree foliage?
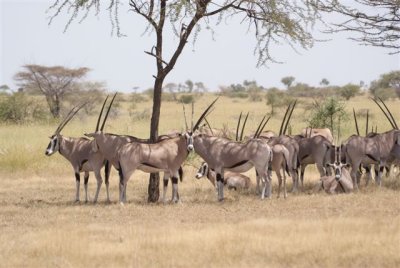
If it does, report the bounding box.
[308,97,348,134]
[281,76,296,89]
[318,0,400,53]
[14,65,90,118]
[369,70,400,100]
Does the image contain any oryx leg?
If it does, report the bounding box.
[364,165,372,186]
[283,169,287,199]
[299,164,306,190]
[276,169,282,198]
[350,162,361,190]
[84,172,89,203]
[290,168,299,193]
[260,166,270,200]
[216,171,224,202]
[255,170,261,195]
[376,164,384,186]
[162,173,169,204]
[93,170,103,203]
[74,172,80,202]
[104,160,111,202]
[171,175,180,203]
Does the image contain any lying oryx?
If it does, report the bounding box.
[45,104,111,203]
[316,162,353,194]
[85,94,182,203]
[195,162,251,190]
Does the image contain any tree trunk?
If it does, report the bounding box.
[46,94,60,118]
[148,77,164,203]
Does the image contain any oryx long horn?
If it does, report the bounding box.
[191,101,194,131]
[192,97,219,132]
[371,97,396,129]
[240,112,249,141]
[55,106,76,134]
[353,108,360,136]
[279,102,293,136]
[377,97,398,129]
[100,92,117,131]
[56,102,87,134]
[182,104,189,131]
[365,110,369,136]
[256,116,271,138]
[254,115,266,138]
[236,112,243,141]
[204,117,214,136]
[96,95,109,132]
[283,100,297,135]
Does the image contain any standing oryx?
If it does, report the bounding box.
[293,135,334,190]
[45,103,111,203]
[115,99,218,204]
[85,94,182,203]
[344,129,400,188]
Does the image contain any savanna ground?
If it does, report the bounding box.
[0,94,399,267]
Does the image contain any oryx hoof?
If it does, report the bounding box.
[218,198,224,202]
[74,199,80,203]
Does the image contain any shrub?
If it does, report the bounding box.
[0,92,48,123]
[180,94,194,104]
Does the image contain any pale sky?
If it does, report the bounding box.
[1,0,399,92]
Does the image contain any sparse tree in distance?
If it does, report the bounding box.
[369,70,400,100]
[320,78,330,86]
[14,65,90,118]
[281,76,295,89]
[185,80,194,93]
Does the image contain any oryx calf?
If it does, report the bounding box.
[45,105,110,203]
[195,162,251,190]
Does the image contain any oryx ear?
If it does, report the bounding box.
[91,140,98,152]
[326,163,333,168]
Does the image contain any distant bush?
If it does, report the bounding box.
[339,84,360,100]
[0,92,48,124]
[180,94,194,104]
[130,93,148,103]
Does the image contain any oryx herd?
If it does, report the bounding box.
[45,95,400,204]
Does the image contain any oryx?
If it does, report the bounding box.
[344,129,400,188]
[270,144,290,199]
[115,98,218,204]
[195,162,251,190]
[316,147,353,194]
[346,98,400,188]
[45,103,111,203]
[85,94,182,203]
[293,135,334,190]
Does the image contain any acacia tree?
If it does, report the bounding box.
[47,0,347,202]
[319,0,400,53]
[14,65,89,118]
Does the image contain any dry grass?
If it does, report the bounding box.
[0,93,399,267]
